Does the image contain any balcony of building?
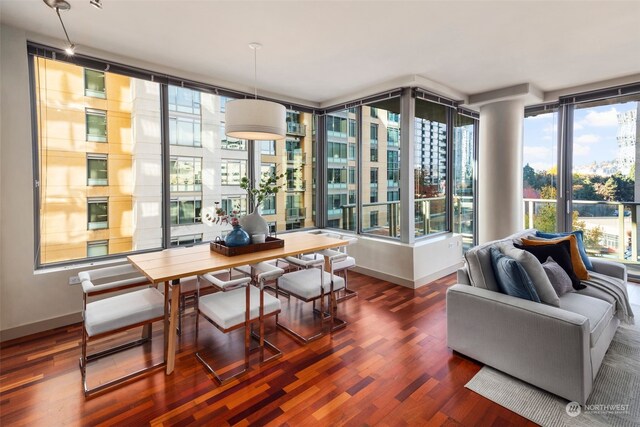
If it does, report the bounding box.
[286,121,307,137]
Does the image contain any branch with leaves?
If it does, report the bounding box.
[240,165,301,208]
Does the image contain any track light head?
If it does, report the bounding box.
[90,0,103,9]
[65,44,76,56]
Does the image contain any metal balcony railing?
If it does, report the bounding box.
[286,207,306,220]
[523,198,639,266]
[287,122,307,136]
[286,150,306,163]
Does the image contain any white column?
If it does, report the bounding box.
[478,99,525,243]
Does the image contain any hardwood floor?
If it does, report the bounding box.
[1,272,539,426]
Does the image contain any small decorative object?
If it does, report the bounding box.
[252,233,266,244]
[224,224,250,247]
[240,209,269,238]
[210,236,285,256]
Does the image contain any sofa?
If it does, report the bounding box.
[447,229,632,405]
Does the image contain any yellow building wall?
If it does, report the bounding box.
[34,58,133,264]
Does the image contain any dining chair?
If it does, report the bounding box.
[78,264,166,396]
[275,253,347,344]
[195,262,284,384]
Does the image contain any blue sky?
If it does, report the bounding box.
[523,101,638,171]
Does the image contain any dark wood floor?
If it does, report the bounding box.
[0,272,539,426]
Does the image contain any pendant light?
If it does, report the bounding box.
[225,43,286,140]
[42,0,76,55]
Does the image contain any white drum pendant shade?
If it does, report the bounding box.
[225,99,286,140]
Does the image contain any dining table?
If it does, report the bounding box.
[128,231,348,374]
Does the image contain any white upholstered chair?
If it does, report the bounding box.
[275,253,347,343]
[195,262,284,384]
[78,264,166,396]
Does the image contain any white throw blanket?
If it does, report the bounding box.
[582,271,635,324]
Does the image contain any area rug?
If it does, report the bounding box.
[465,305,640,427]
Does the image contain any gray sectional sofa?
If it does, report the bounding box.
[447,229,633,405]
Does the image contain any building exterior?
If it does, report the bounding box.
[617,107,637,176]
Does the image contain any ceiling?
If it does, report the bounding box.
[2,0,639,106]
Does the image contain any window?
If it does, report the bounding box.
[221,196,248,216]
[170,198,202,225]
[388,112,400,123]
[168,86,201,114]
[348,143,356,160]
[327,115,347,138]
[387,127,400,147]
[370,107,378,118]
[370,168,378,185]
[415,98,448,237]
[387,151,399,187]
[370,211,379,227]
[221,160,247,185]
[261,140,276,155]
[170,157,202,192]
[348,167,356,184]
[262,195,276,215]
[170,234,203,247]
[219,96,230,113]
[328,168,347,188]
[348,119,357,138]
[84,69,105,98]
[87,154,107,186]
[34,56,164,266]
[454,112,477,250]
[370,124,378,142]
[87,240,108,257]
[86,109,107,142]
[370,191,378,203]
[349,190,356,204]
[370,146,378,162]
[387,190,399,201]
[88,198,108,230]
[169,117,201,147]
[328,141,347,163]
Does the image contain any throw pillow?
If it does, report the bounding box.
[521,235,590,281]
[498,242,559,307]
[489,247,541,303]
[541,256,574,297]
[536,230,594,271]
[514,240,585,290]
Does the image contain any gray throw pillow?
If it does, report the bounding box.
[489,247,541,303]
[541,256,574,297]
[498,242,560,307]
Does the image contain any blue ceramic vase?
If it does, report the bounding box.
[225,225,250,247]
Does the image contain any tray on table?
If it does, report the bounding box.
[210,236,284,256]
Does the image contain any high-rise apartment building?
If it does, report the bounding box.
[617,107,638,176]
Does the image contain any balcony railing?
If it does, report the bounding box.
[287,122,307,136]
[523,198,639,268]
[286,207,306,220]
[286,150,306,163]
[287,180,306,191]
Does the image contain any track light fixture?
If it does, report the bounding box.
[43,0,76,55]
[90,0,103,9]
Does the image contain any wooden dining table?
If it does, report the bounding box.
[128,231,347,374]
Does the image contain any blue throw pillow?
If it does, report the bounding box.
[489,247,541,303]
[536,230,594,271]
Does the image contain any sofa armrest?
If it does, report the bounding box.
[447,284,592,404]
[589,258,627,281]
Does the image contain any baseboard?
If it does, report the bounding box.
[352,262,463,289]
[0,312,82,343]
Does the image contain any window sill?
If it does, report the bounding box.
[34,256,129,276]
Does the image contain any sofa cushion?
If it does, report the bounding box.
[536,230,594,271]
[522,235,590,280]
[498,242,559,306]
[490,247,541,303]
[558,293,614,347]
[515,241,584,290]
[541,257,574,297]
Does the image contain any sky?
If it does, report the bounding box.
[523,100,638,172]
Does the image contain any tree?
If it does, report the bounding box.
[594,177,618,201]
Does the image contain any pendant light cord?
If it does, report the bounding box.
[55,8,73,47]
[253,46,258,99]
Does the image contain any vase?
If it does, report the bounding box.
[239,208,269,239]
[224,224,250,247]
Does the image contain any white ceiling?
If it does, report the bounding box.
[2,0,639,106]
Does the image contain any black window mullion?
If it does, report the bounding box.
[161,84,171,248]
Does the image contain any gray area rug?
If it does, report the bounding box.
[465,305,640,427]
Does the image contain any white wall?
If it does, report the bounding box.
[0,25,88,340]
